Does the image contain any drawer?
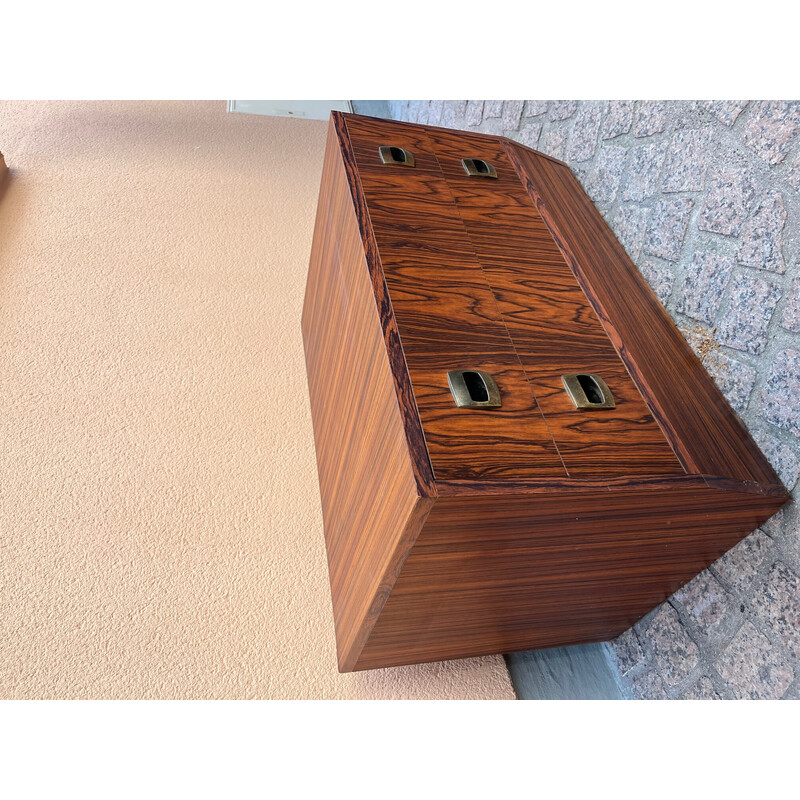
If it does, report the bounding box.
[350,151,566,481]
[427,129,684,477]
[344,115,442,173]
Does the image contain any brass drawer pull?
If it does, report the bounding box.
[562,373,616,410]
[447,369,502,408]
[462,158,497,178]
[378,145,415,166]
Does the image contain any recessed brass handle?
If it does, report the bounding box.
[562,373,616,410]
[447,369,502,408]
[379,145,415,166]
[462,158,497,178]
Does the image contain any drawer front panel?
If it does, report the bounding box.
[344,121,566,481]
[427,128,684,477]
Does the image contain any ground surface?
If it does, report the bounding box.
[389,100,800,699]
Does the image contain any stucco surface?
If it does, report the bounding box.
[0,101,515,699]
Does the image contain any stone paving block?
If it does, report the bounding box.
[698,166,756,236]
[549,100,578,121]
[539,127,568,161]
[483,100,503,119]
[638,259,675,306]
[682,676,723,699]
[780,278,800,332]
[717,621,794,699]
[673,570,729,632]
[465,100,484,127]
[701,100,749,127]
[586,145,627,204]
[628,668,670,700]
[622,141,667,202]
[601,100,634,139]
[662,128,715,192]
[633,101,668,137]
[612,205,649,260]
[644,198,693,261]
[441,100,466,128]
[741,100,800,165]
[524,100,548,117]
[752,562,800,659]
[642,604,699,686]
[501,100,524,131]
[676,251,733,323]
[515,123,542,150]
[787,153,800,192]
[737,190,787,274]
[567,103,603,162]
[613,628,643,675]
[754,430,800,489]
[761,349,800,437]
[703,348,757,413]
[712,528,773,594]
[428,100,444,126]
[715,272,783,355]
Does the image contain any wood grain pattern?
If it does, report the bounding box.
[304,113,789,672]
[424,128,683,477]
[331,113,436,497]
[504,139,783,487]
[355,484,784,669]
[346,123,566,481]
[302,122,433,671]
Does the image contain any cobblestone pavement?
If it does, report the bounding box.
[388,100,800,699]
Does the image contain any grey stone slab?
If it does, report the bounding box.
[644,198,694,261]
[701,100,749,127]
[752,562,800,659]
[716,272,783,354]
[761,349,800,436]
[506,643,623,700]
[717,621,794,699]
[633,101,668,137]
[780,278,800,332]
[673,570,729,632]
[502,100,525,131]
[662,127,715,192]
[550,100,578,121]
[612,628,643,675]
[567,103,603,162]
[465,100,484,127]
[640,604,699,686]
[741,100,800,165]
[622,141,667,202]
[639,259,675,305]
[703,349,757,413]
[737,190,787,274]
[602,100,634,139]
[524,100,548,117]
[712,529,773,595]
[698,166,756,236]
[681,676,724,699]
[677,252,733,323]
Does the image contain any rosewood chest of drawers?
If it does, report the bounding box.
[302,111,789,672]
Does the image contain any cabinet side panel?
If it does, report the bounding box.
[356,486,784,670]
[302,122,432,672]
[505,141,782,488]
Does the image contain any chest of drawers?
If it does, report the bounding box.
[302,112,789,671]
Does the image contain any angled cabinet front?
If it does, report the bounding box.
[303,112,789,672]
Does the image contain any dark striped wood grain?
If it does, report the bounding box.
[302,122,434,671]
[504,139,783,487]
[355,484,784,669]
[304,113,789,672]
[426,127,683,477]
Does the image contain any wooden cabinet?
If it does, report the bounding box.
[302,112,789,672]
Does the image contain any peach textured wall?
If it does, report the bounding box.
[0,101,515,699]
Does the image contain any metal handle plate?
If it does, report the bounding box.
[562,373,616,410]
[379,145,415,166]
[447,369,502,408]
[462,158,498,178]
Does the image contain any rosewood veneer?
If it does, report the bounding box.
[302,112,789,672]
